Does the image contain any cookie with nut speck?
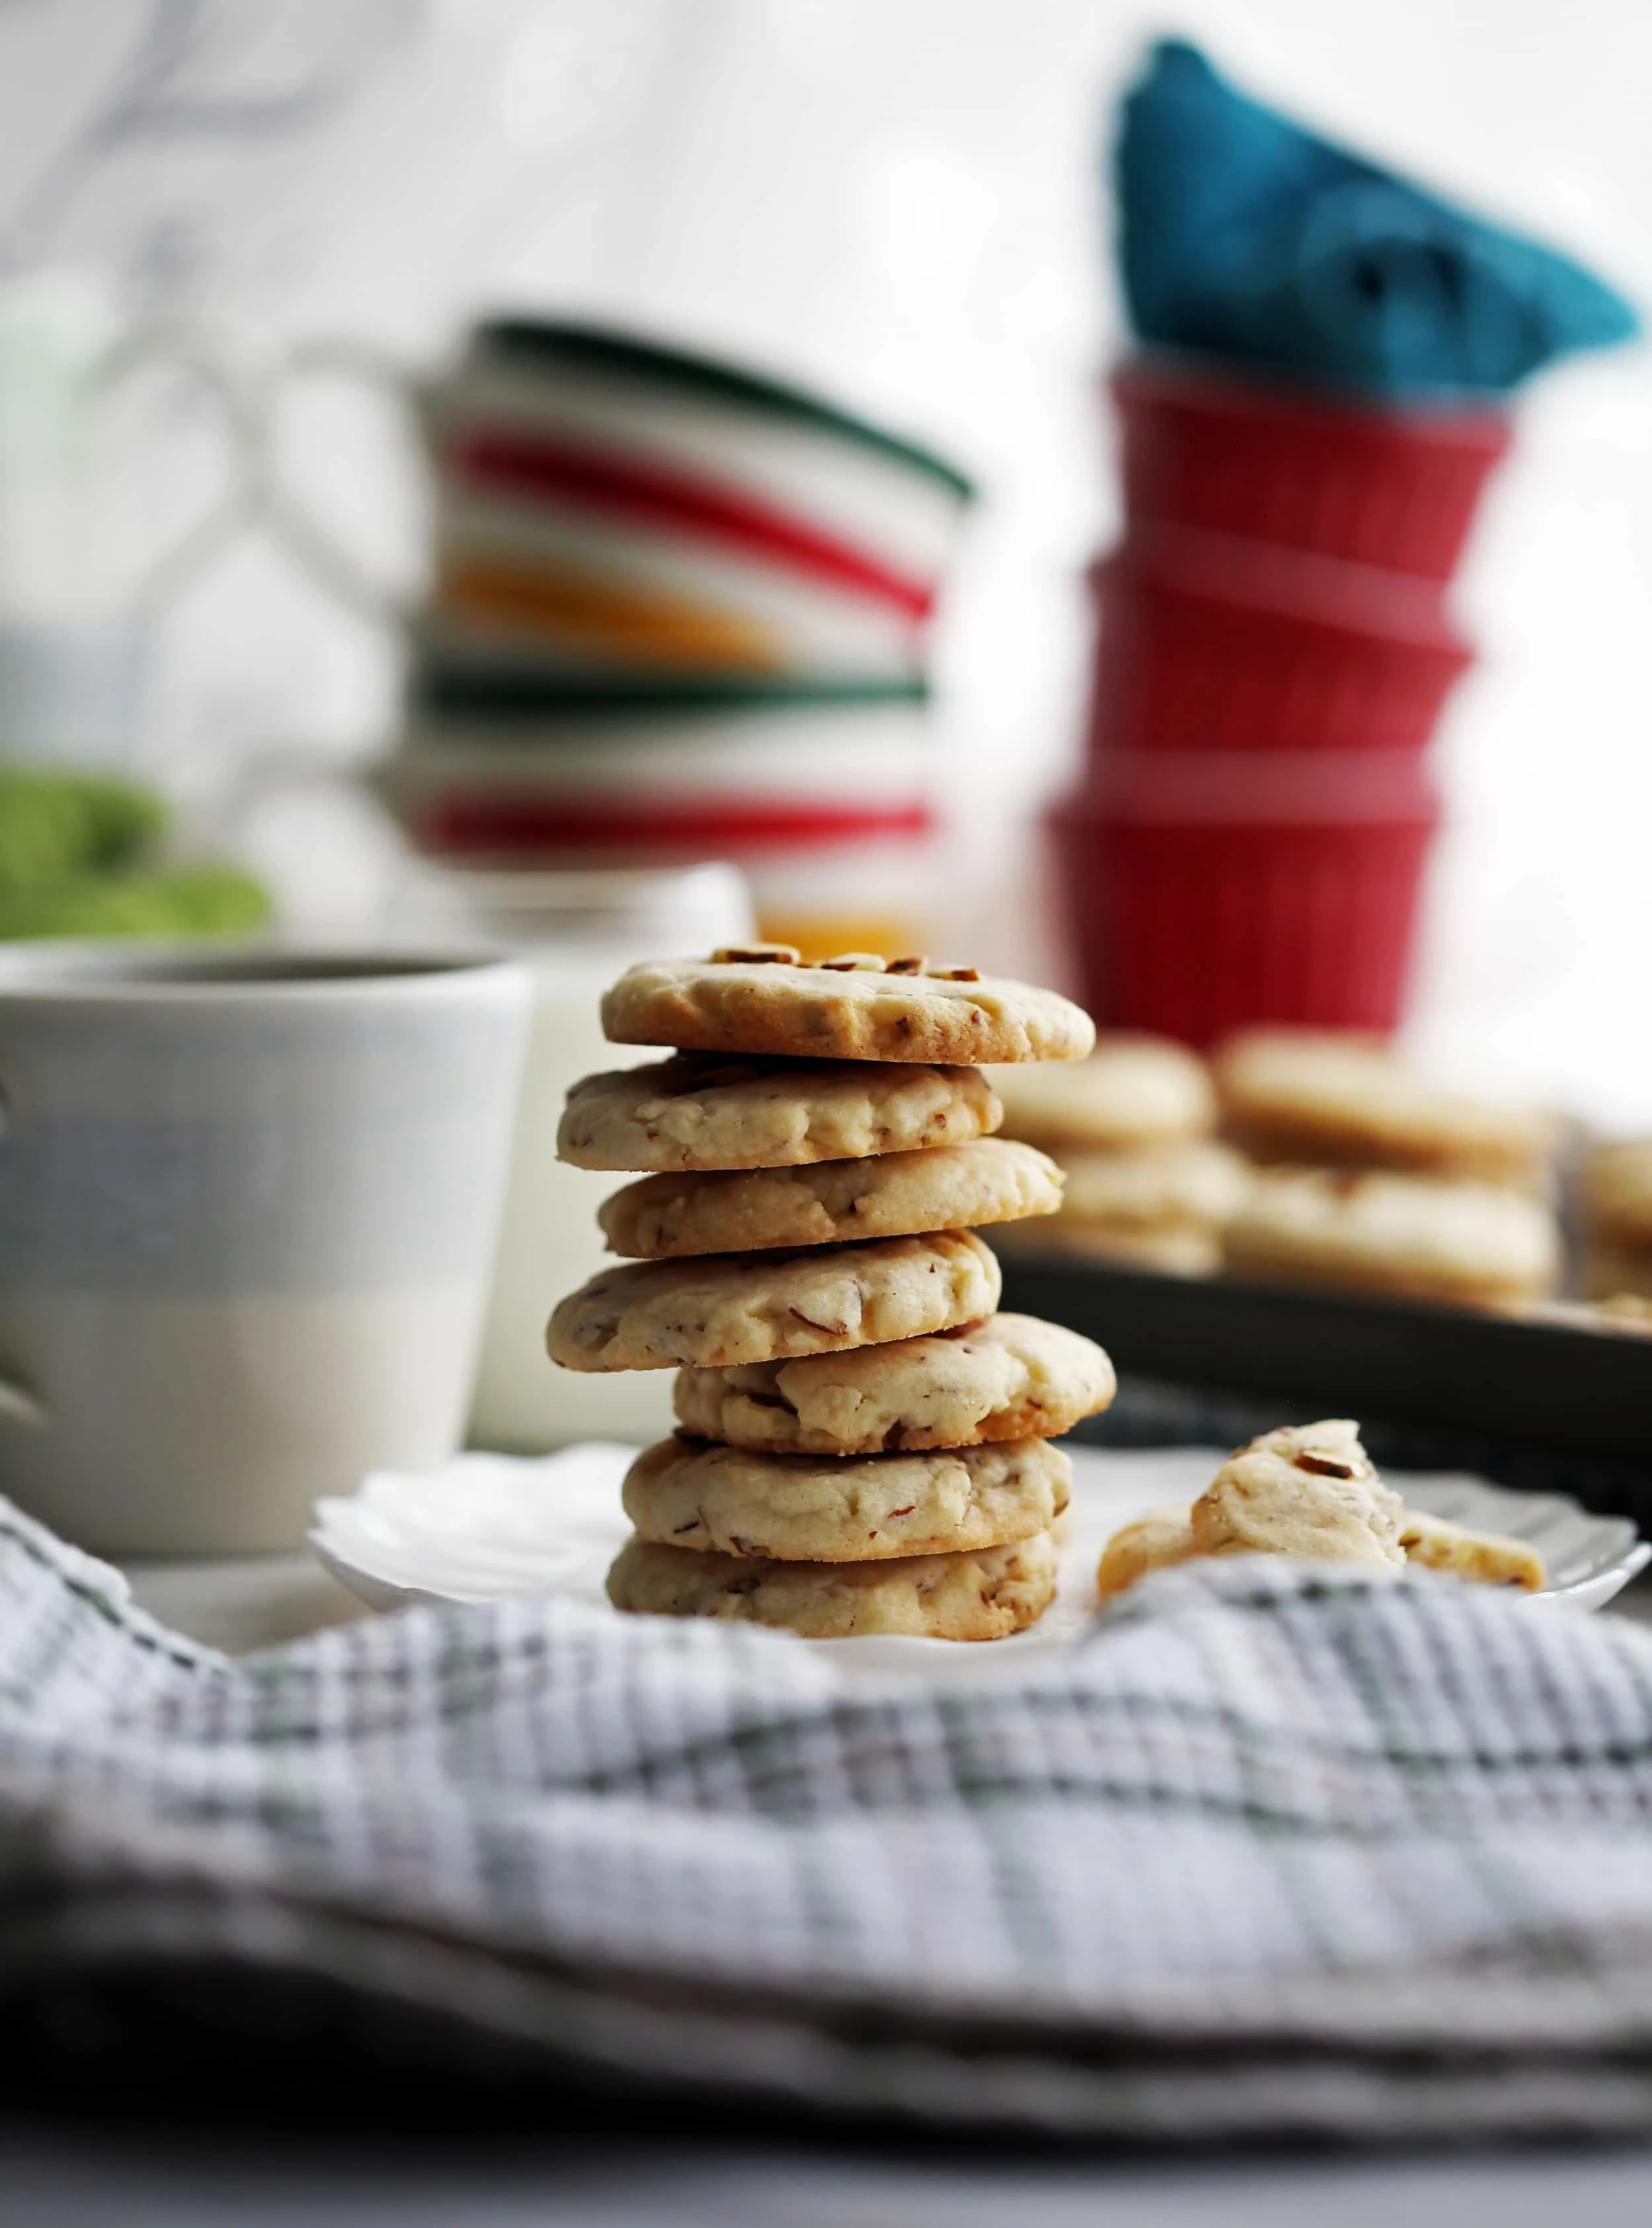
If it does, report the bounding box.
[1191,1420,1405,1568]
[546,1229,1000,1373]
[599,1137,1062,1258]
[674,1312,1113,1456]
[622,1433,1070,1562]
[558,1054,1002,1174]
[599,951,1096,1065]
[606,1528,1059,1640]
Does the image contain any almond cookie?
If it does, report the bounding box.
[1582,1244,1652,1303]
[1584,1138,1652,1248]
[1001,1142,1250,1276]
[1397,1510,1545,1591]
[992,1036,1215,1151]
[601,953,1095,1065]
[1096,1507,1199,1601]
[605,1527,1059,1640]
[1222,1169,1561,1311]
[673,1312,1114,1456]
[1213,1029,1555,1188]
[1191,1420,1405,1569]
[559,1054,1002,1173]
[1055,1140,1251,1229]
[546,1229,1000,1373]
[1004,1219,1224,1276]
[1097,1424,1548,1603]
[623,1433,1070,1562]
[599,1138,1061,1260]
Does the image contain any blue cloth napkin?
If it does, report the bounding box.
[1117,40,1638,401]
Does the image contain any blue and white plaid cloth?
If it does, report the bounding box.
[5,1489,1652,2139]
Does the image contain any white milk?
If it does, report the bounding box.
[469,950,674,1447]
[391,864,753,1452]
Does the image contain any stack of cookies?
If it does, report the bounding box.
[992,1034,1251,1274]
[547,946,1117,1641]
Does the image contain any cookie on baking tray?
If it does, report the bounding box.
[1004,1219,1228,1276]
[1213,1028,1556,1188]
[601,946,1096,1065]
[1583,1139,1652,1287]
[1221,1167,1561,1311]
[991,1034,1215,1152]
[598,1137,1062,1258]
[622,1433,1070,1562]
[673,1311,1114,1457]
[1002,1141,1252,1276]
[546,1229,1000,1373]
[606,1527,1060,1640]
[559,1054,1002,1173]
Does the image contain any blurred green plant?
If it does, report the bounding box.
[0,769,271,939]
[0,863,272,941]
[0,769,168,895]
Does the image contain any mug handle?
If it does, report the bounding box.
[87,317,266,615]
[259,335,426,629]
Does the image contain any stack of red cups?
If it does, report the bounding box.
[1052,357,1513,1045]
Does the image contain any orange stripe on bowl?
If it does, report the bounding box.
[437,553,788,673]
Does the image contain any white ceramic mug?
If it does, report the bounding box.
[0,947,531,1554]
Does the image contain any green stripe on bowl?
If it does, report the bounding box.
[410,666,932,722]
[472,321,975,501]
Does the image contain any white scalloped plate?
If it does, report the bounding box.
[310,1443,1649,1672]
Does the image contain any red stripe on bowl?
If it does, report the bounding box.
[445,432,936,621]
[412,793,935,855]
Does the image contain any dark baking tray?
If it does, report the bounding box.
[998,1254,1652,1474]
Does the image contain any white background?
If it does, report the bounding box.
[2,0,1651,1116]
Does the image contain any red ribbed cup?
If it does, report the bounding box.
[1113,358,1512,581]
[1087,530,1474,755]
[1052,753,1441,1044]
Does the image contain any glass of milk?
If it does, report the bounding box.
[390,859,753,1449]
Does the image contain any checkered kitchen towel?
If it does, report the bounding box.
[6,1490,1652,2141]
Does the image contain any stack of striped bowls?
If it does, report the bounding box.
[381,321,974,960]
[1051,357,1511,1045]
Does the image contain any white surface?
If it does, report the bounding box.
[310,1441,1652,1660]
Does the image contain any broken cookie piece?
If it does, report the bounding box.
[1096,1418,1551,1603]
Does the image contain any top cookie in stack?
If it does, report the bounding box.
[546,945,1116,1642]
